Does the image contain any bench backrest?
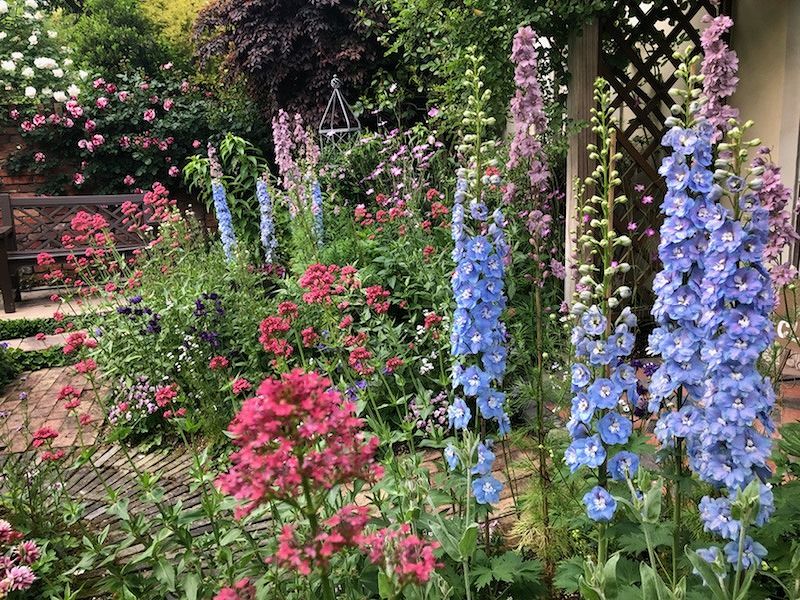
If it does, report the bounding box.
[0,193,146,254]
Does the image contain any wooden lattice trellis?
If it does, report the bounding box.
[566,0,731,334]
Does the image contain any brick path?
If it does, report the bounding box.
[0,365,103,452]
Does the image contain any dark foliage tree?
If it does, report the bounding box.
[193,0,383,121]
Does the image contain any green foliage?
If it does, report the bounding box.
[0,345,73,389]
[184,133,270,253]
[65,0,170,75]
[359,0,611,137]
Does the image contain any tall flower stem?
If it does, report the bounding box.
[302,477,335,600]
[672,388,684,586]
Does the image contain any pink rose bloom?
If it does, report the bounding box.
[9,109,20,120]
[143,109,156,122]
[105,83,117,94]
[163,98,174,111]
[73,173,85,185]
[63,118,74,128]
[139,82,150,91]
[168,166,179,177]
[119,135,130,149]
[34,152,45,163]
[32,114,45,127]
[118,91,129,102]
[192,139,201,149]
[161,62,173,70]
[180,81,190,93]
[158,141,167,151]
[92,78,106,89]
[95,97,109,109]
[20,121,33,132]
[123,175,135,186]
[65,100,83,118]
[84,119,96,132]
[91,134,105,147]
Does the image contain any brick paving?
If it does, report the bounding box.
[0,365,103,452]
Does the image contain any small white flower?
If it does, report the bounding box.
[28,34,38,46]
[63,58,72,67]
[52,68,63,78]
[67,83,79,97]
[25,0,37,8]
[0,32,7,40]
[78,69,88,79]
[24,85,36,98]
[0,60,15,72]
[0,0,7,13]
[11,52,23,60]
[47,30,57,38]
[41,86,51,96]
[21,66,33,77]
[52,90,67,102]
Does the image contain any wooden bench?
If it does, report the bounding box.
[0,193,146,313]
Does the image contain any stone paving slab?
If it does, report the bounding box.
[0,365,103,452]
[3,333,70,351]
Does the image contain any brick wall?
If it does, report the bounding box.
[0,126,52,197]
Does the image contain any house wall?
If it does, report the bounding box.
[731,0,800,200]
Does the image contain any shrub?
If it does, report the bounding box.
[65,0,170,76]
[0,0,84,107]
[193,0,384,120]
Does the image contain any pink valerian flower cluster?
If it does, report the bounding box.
[216,370,383,518]
[506,26,550,203]
[298,263,359,304]
[121,182,180,237]
[361,524,441,588]
[213,578,256,600]
[753,148,799,289]
[276,504,370,575]
[699,15,740,139]
[0,520,38,595]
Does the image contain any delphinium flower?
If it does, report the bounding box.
[505,26,549,204]
[207,143,237,262]
[311,179,324,247]
[447,53,509,508]
[752,146,798,290]
[564,79,637,532]
[698,15,739,140]
[256,174,278,264]
[649,45,776,580]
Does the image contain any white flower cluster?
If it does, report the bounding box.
[0,0,84,105]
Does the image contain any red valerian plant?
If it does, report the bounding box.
[361,524,441,590]
[216,369,382,517]
[217,369,383,599]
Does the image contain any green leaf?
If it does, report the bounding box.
[640,563,672,600]
[458,523,478,560]
[685,547,727,600]
[155,559,176,591]
[183,573,199,600]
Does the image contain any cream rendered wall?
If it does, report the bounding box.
[731,1,800,201]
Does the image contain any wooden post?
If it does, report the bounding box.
[565,19,600,303]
